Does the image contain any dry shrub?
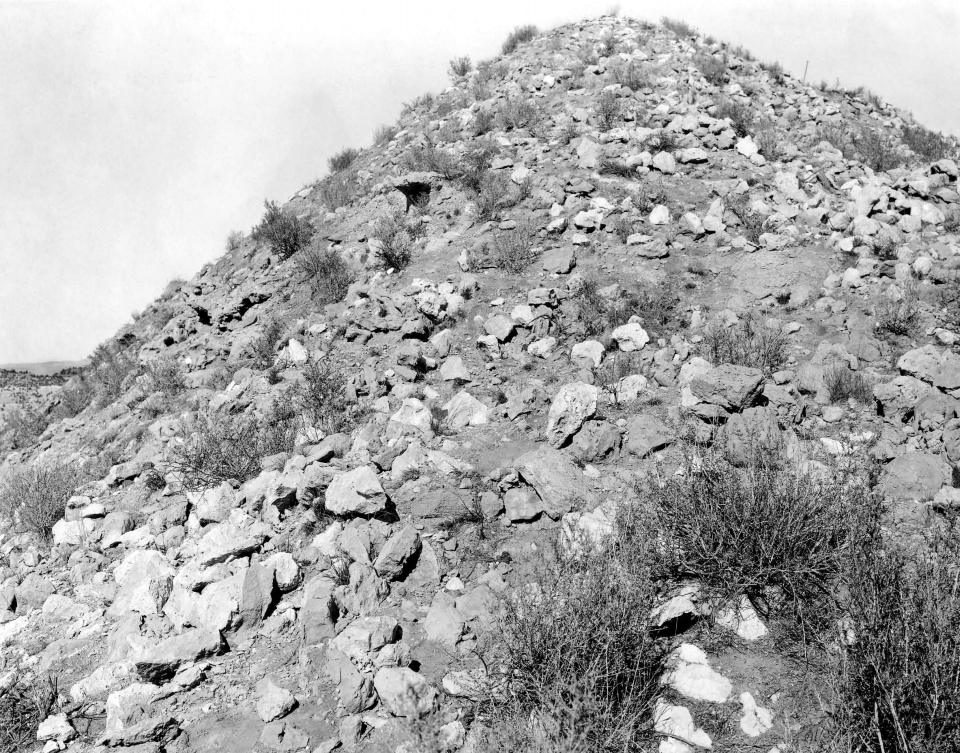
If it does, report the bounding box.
[714,98,753,138]
[596,91,621,132]
[724,193,766,244]
[225,230,244,252]
[0,462,84,540]
[448,55,472,81]
[487,220,540,273]
[496,96,541,131]
[645,444,872,627]
[575,277,682,340]
[291,359,360,434]
[835,517,960,753]
[248,317,286,370]
[472,170,513,222]
[478,514,667,753]
[4,404,48,449]
[824,364,873,404]
[0,673,59,753]
[252,200,315,259]
[701,314,787,373]
[87,339,140,406]
[853,128,904,172]
[875,280,921,338]
[373,124,398,146]
[295,247,355,304]
[661,17,695,37]
[694,52,727,85]
[144,357,186,396]
[501,24,538,55]
[371,210,416,271]
[318,173,356,210]
[610,59,650,91]
[901,124,955,163]
[167,407,296,490]
[328,147,359,173]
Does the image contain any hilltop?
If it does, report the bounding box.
[2,14,960,753]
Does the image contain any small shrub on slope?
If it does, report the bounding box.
[252,200,315,259]
[168,407,296,490]
[835,517,960,753]
[0,462,84,540]
[479,514,667,753]
[295,247,355,304]
[327,147,359,173]
[372,210,416,271]
[0,673,59,753]
[702,314,787,373]
[643,444,871,627]
[501,24,538,55]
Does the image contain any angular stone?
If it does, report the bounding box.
[325,466,386,515]
[625,415,674,458]
[373,667,437,719]
[514,445,597,518]
[546,382,598,447]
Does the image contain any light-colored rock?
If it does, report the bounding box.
[611,322,649,351]
[546,382,598,447]
[373,667,437,718]
[257,677,298,722]
[739,691,774,737]
[663,643,732,703]
[325,466,386,515]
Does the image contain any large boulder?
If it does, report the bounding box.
[879,452,951,501]
[689,364,764,413]
[625,415,674,458]
[109,551,175,618]
[546,382,598,447]
[513,446,597,519]
[325,466,387,515]
[373,667,437,718]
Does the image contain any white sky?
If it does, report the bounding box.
[0,0,957,363]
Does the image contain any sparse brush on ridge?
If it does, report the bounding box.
[290,358,358,434]
[373,124,398,146]
[661,16,695,37]
[901,123,955,163]
[501,24,538,55]
[597,91,621,131]
[252,200,315,259]
[448,55,472,81]
[225,230,244,252]
[609,59,651,91]
[852,128,904,172]
[714,98,753,137]
[694,51,727,85]
[4,403,48,449]
[87,339,140,406]
[327,147,359,173]
[702,314,787,373]
[318,174,356,210]
[496,96,541,131]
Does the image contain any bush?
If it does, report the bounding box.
[291,359,358,434]
[714,98,754,137]
[761,60,785,83]
[252,200,315,259]
[853,128,904,172]
[702,314,787,373]
[295,247,355,304]
[372,210,415,271]
[496,96,540,131]
[448,55,472,81]
[661,17,695,37]
[482,517,667,753]
[327,147,359,173]
[901,124,954,163]
[725,193,766,244]
[4,404,48,449]
[834,520,960,753]
[645,444,870,624]
[144,357,186,396]
[489,220,540,273]
[754,122,784,161]
[610,59,650,91]
[599,157,635,179]
[640,129,681,154]
[318,173,356,210]
[167,407,296,490]
[249,317,286,370]
[576,277,682,339]
[875,280,921,337]
[610,214,637,242]
[400,139,461,180]
[373,123,398,146]
[459,141,498,193]
[596,91,621,132]
[824,364,873,404]
[226,230,244,252]
[695,52,727,85]
[501,24,538,55]
[87,340,140,406]
[0,673,59,753]
[53,377,94,420]
[471,108,495,137]
[0,463,83,540]
[472,170,513,221]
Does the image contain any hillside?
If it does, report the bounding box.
[2,14,960,753]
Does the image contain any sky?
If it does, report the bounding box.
[0,0,957,364]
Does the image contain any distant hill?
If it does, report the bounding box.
[0,360,88,376]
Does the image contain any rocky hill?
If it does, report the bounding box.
[2,14,960,753]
